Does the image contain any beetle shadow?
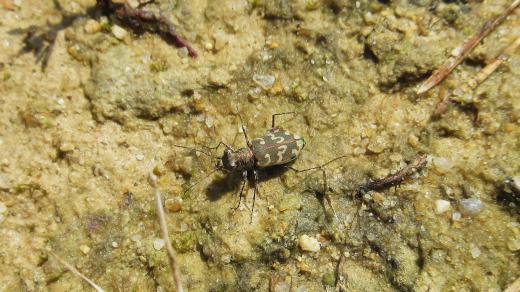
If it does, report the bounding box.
[204,166,292,202]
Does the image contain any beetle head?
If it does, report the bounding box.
[216,148,237,172]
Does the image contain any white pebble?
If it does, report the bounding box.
[0,202,6,213]
[452,211,462,221]
[135,154,144,161]
[299,235,320,252]
[131,234,142,243]
[470,244,481,258]
[205,116,214,128]
[459,198,483,216]
[112,25,128,40]
[434,199,451,214]
[153,238,165,250]
[252,73,276,89]
[178,47,189,58]
[111,241,118,248]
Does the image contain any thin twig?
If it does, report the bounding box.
[416,0,520,94]
[148,173,184,292]
[432,37,520,118]
[356,154,428,195]
[457,37,520,97]
[48,251,105,292]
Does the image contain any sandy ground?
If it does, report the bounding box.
[0,0,519,291]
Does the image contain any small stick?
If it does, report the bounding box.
[148,173,184,292]
[457,37,520,97]
[356,154,428,195]
[48,251,105,292]
[431,37,520,118]
[416,0,520,94]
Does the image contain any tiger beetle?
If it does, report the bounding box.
[176,112,345,221]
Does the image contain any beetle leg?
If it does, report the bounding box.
[250,169,259,223]
[320,168,337,217]
[285,155,348,173]
[232,171,248,210]
[203,140,233,152]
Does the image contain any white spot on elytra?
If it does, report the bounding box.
[277,145,287,163]
[263,153,271,166]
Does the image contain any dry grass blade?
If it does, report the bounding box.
[148,173,184,292]
[48,251,105,292]
[417,0,520,94]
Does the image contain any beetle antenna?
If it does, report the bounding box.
[181,168,219,196]
[173,144,220,159]
[286,155,348,173]
[237,114,251,147]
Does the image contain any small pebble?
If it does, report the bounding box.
[177,47,189,58]
[299,234,320,252]
[127,0,139,8]
[131,234,142,243]
[459,198,483,216]
[0,202,6,213]
[204,42,213,51]
[205,116,214,128]
[79,245,91,254]
[165,197,183,212]
[59,142,74,152]
[508,237,520,252]
[111,241,118,248]
[452,211,462,221]
[213,30,228,50]
[153,238,165,251]
[111,25,128,40]
[209,69,232,86]
[135,154,144,161]
[252,73,276,90]
[435,199,451,214]
[470,244,481,258]
[84,19,101,34]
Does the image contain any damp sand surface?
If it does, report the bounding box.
[0,0,519,291]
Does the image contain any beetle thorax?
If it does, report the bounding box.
[218,148,255,172]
